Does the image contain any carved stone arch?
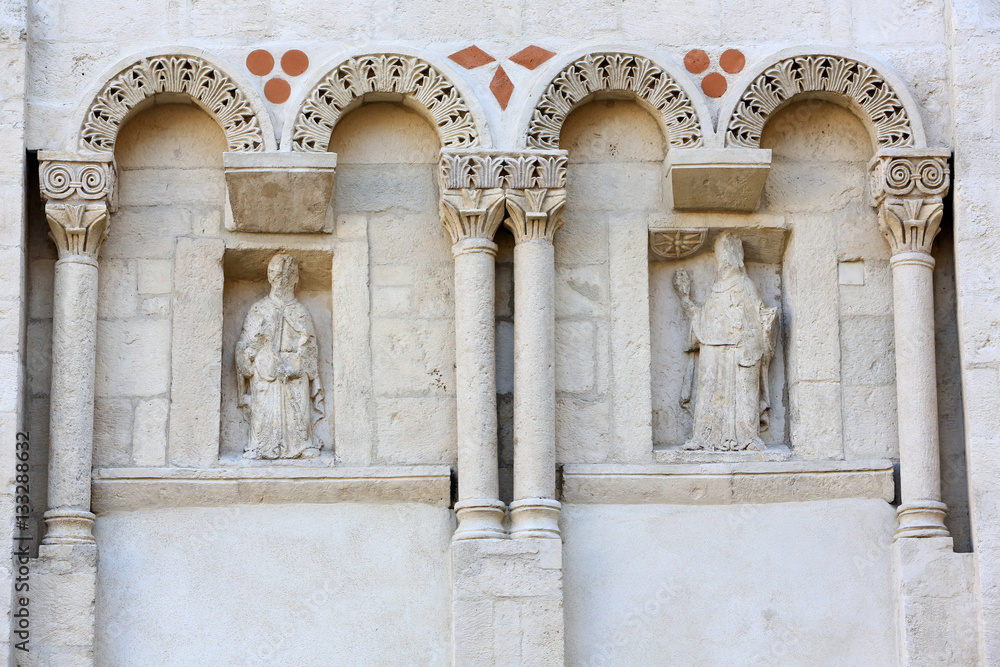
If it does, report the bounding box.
[289,54,480,152]
[724,52,922,150]
[80,53,268,153]
[525,52,705,150]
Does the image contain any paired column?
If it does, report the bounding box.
[870,148,951,540]
[439,150,568,540]
[440,155,507,539]
[38,152,116,545]
[505,159,566,539]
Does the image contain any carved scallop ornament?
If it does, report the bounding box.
[726,55,914,149]
[526,53,704,150]
[81,55,266,153]
[291,54,479,151]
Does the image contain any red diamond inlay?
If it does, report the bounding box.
[509,45,556,71]
[449,46,495,70]
[490,66,514,110]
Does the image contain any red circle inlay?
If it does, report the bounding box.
[702,72,727,98]
[720,49,746,74]
[246,50,274,76]
[684,49,710,74]
[281,50,309,77]
[264,78,291,104]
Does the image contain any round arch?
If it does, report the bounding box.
[288,53,482,152]
[77,48,273,153]
[719,47,927,150]
[523,51,708,151]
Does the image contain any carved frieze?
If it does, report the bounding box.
[869,151,950,255]
[292,54,479,152]
[526,53,704,150]
[81,55,265,153]
[726,55,914,149]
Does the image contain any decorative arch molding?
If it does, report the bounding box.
[289,53,480,152]
[525,52,705,150]
[723,50,925,150]
[80,53,268,153]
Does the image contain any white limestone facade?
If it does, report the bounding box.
[0,0,997,664]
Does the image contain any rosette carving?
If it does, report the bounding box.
[869,152,950,255]
[527,53,703,150]
[292,55,479,152]
[81,55,265,152]
[727,55,914,149]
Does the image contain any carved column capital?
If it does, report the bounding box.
[439,149,569,244]
[39,152,116,261]
[869,149,950,256]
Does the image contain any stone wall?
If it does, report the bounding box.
[6,0,992,663]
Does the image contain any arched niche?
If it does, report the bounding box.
[288,54,481,152]
[525,52,707,151]
[721,49,927,151]
[79,52,271,153]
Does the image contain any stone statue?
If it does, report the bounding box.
[673,234,777,452]
[236,253,324,459]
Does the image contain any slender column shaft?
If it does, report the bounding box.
[452,239,505,538]
[869,149,951,540]
[891,252,948,538]
[512,239,556,503]
[45,257,100,542]
[38,154,115,545]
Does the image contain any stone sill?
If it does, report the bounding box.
[561,460,894,505]
[92,465,452,512]
[654,444,791,463]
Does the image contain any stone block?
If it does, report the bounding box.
[566,163,663,212]
[668,149,772,212]
[92,397,131,468]
[136,259,172,295]
[0,298,20,352]
[555,320,596,394]
[0,245,23,299]
[375,396,455,464]
[840,315,895,386]
[101,207,192,260]
[842,384,899,460]
[788,380,844,459]
[28,257,54,319]
[95,318,171,398]
[117,168,225,207]
[139,295,170,317]
[97,259,137,319]
[552,213,609,267]
[839,259,893,316]
[555,265,607,319]
[335,164,437,214]
[168,237,224,467]
[132,398,168,467]
[371,318,455,398]
[556,397,610,464]
[371,285,412,318]
[368,211,450,266]
[964,367,1000,440]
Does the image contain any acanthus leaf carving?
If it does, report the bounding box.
[527,53,703,151]
[45,202,110,261]
[81,55,265,153]
[292,54,479,152]
[869,152,950,256]
[726,55,915,150]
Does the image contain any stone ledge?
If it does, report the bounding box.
[91,465,452,511]
[667,148,771,211]
[561,460,895,505]
[654,444,791,463]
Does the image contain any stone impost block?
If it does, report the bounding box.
[224,151,337,233]
[667,148,771,212]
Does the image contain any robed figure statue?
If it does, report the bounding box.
[673,234,777,452]
[236,253,324,459]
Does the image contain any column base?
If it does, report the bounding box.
[454,499,507,540]
[42,509,96,545]
[509,498,561,539]
[894,501,949,540]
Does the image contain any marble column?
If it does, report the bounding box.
[38,152,115,545]
[440,152,507,539]
[870,148,951,540]
[504,152,567,539]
